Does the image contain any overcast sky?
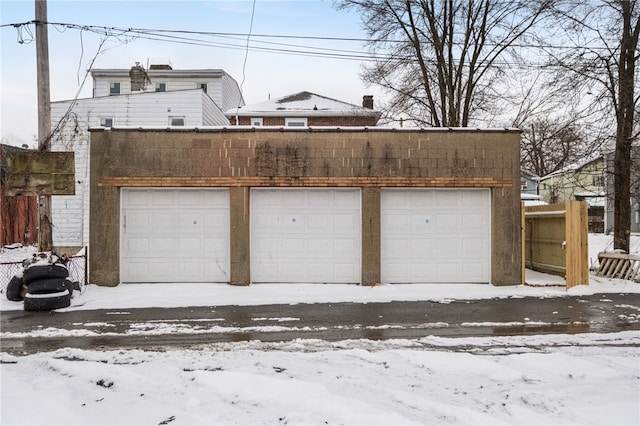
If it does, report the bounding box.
[0,0,383,146]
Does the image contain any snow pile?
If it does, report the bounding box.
[1,335,638,426]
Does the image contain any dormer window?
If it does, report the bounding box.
[109,82,120,95]
[100,117,114,127]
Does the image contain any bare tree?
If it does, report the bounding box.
[544,0,640,251]
[519,117,587,177]
[338,0,551,127]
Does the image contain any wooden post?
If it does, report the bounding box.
[36,0,53,251]
[565,201,589,288]
[521,201,525,284]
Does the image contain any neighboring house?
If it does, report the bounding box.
[604,144,640,234]
[89,127,522,287]
[225,91,381,127]
[520,171,539,195]
[538,156,606,233]
[538,156,605,205]
[49,62,243,253]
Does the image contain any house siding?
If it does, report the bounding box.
[220,73,244,112]
[89,128,521,287]
[50,90,224,250]
[202,92,229,126]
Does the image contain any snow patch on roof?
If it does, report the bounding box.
[227,91,377,116]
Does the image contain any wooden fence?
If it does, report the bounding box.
[522,201,589,289]
[0,192,38,246]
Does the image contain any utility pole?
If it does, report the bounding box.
[35,0,53,251]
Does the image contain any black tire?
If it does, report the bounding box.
[23,290,71,311]
[63,279,75,296]
[5,275,25,301]
[23,264,69,284]
[27,278,67,295]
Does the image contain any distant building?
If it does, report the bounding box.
[225,91,381,127]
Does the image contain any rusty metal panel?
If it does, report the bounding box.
[4,151,75,196]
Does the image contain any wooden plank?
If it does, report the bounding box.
[4,151,75,196]
[565,201,589,288]
[598,252,640,261]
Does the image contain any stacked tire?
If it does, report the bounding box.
[22,263,73,311]
[5,257,74,311]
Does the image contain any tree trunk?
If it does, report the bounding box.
[613,0,639,252]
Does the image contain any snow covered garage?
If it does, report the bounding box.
[89,128,521,287]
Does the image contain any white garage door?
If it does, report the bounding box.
[251,188,361,283]
[121,188,230,283]
[381,189,490,283]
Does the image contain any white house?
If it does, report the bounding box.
[50,62,244,253]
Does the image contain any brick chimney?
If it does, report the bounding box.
[362,95,374,109]
[129,62,149,92]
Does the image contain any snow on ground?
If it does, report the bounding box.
[1,334,639,426]
[1,234,639,312]
[1,236,639,426]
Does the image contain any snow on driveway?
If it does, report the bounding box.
[1,236,639,426]
[1,334,639,426]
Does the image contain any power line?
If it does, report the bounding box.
[2,20,616,52]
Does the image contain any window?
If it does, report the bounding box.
[199,83,208,93]
[592,175,605,187]
[169,116,185,126]
[251,118,263,126]
[109,82,120,95]
[520,179,528,190]
[155,83,166,92]
[285,117,307,127]
[636,210,639,224]
[100,117,114,127]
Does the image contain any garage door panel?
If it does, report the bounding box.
[283,215,304,232]
[253,213,279,229]
[281,238,306,256]
[149,213,174,230]
[307,238,332,257]
[435,215,459,231]
[152,191,175,206]
[410,238,436,257]
[334,238,358,255]
[383,238,408,258]
[382,188,490,283]
[308,214,332,231]
[385,213,410,232]
[151,238,175,256]
[334,190,359,206]
[121,188,230,283]
[462,238,484,256]
[126,212,151,234]
[126,238,149,256]
[335,214,358,231]
[462,213,485,230]
[251,188,360,283]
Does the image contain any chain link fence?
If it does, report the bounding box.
[1,250,87,295]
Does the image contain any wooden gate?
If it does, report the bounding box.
[522,201,589,289]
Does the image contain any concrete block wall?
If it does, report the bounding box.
[90,128,521,287]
